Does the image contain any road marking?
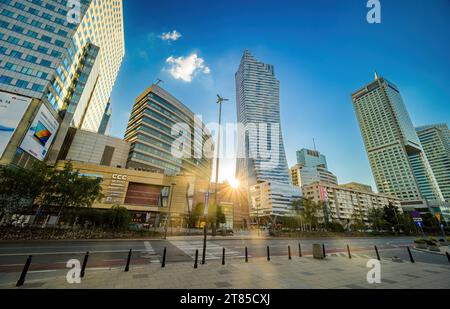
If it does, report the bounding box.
[170,240,242,260]
[29,270,57,274]
[0,249,140,257]
[141,241,160,263]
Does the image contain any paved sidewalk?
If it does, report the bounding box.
[2,253,449,289]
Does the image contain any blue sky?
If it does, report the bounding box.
[109,0,450,189]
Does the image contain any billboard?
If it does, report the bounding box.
[0,92,31,159]
[20,104,59,161]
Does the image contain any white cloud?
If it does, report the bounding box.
[166,53,211,82]
[159,30,182,41]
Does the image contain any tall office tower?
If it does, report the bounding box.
[416,124,450,201]
[235,49,291,186]
[98,101,112,135]
[0,0,125,164]
[235,50,299,218]
[125,84,212,181]
[352,75,443,211]
[291,149,338,188]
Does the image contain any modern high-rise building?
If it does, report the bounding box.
[416,124,450,202]
[352,75,443,211]
[0,0,125,165]
[235,49,300,217]
[235,49,291,186]
[125,84,212,181]
[98,101,112,135]
[291,149,338,188]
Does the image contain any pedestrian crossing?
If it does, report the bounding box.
[170,240,246,261]
[140,241,161,264]
[328,252,374,259]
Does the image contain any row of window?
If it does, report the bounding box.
[0,74,44,91]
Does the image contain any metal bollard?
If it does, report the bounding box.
[80,251,89,278]
[161,247,167,268]
[125,249,132,272]
[347,245,352,259]
[245,247,248,263]
[16,255,32,287]
[407,247,415,263]
[374,246,381,261]
[288,246,292,260]
[194,249,199,269]
[446,252,450,265]
[299,243,302,257]
[222,248,226,265]
[322,244,326,258]
[267,246,271,261]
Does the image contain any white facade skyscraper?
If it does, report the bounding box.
[235,49,300,218]
[352,75,443,211]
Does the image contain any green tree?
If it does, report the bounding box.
[300,198,322,231]
[383,203,400,233]
[40,163,103,220]
[188,203,205,228]
[351,209,366,232]
[216,206,226,226]
[0,162,50,223]
[367,208,385,231]
[107,206,131,230]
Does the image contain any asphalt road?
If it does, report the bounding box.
[0,236,448,285]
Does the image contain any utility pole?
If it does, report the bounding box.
[212,94,228,236]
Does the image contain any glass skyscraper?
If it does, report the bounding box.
[352,75,443,211]
[235,49,291,186]
[0,0,125,163]
[235,50,299,217]
[125,84,212,181]
[416,124,450,202]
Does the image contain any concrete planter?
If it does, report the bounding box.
[429,245,441,252]
[414,243,427,249]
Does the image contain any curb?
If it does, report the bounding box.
[412,247,447,256]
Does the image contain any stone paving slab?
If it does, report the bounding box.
[1,255,449,289]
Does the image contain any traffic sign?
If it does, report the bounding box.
[413,217,423,223]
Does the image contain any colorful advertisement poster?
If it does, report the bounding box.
[0,91,32,159]
[20,104,59,161]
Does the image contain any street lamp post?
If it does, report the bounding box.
[212,95,228,236]
[163,183,176,240]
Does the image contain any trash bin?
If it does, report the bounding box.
[313,244,324,259]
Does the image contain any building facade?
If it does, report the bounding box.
[235,50,299,216]
[416,124,450,202]
[352,75,443,211]
[249,182,302,221]
[0,0,125,166]
[125,84,212,181]
[54,161,203,228]
[57,127,130,168]
[235,49,291,186]
[303,182,402,225]
[291,149,338,187]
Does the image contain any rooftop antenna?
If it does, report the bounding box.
[155,78,164,86]
[313,138,317,151]
[374,71,379,81]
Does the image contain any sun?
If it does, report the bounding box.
[228,178,240,189]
